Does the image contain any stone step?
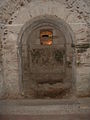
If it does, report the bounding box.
[0,99,90,115]
[0,114,90,120]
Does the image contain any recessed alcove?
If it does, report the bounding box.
[19,16,75,99]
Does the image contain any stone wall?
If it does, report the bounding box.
[0,0,90,99]
[0,26,4,98]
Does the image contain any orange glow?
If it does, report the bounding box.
[40,30,53,45]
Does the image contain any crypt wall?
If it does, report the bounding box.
[0,0,90,99]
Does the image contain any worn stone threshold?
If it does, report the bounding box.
[0,98,90,115]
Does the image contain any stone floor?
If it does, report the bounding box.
[0,98,90,120]
[0,114,90,120]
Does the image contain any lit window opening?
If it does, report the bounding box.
[40,29,53,45]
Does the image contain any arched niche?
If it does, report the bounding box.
[18,15,75,99]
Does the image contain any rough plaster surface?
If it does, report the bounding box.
[0,0,90,99]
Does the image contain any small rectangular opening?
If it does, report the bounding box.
[40,29,53,45]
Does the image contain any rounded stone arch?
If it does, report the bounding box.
[18,15,76,98]
[18,15,75,45]
[0,0,90,98]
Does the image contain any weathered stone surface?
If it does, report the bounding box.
[0,0,90,99]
